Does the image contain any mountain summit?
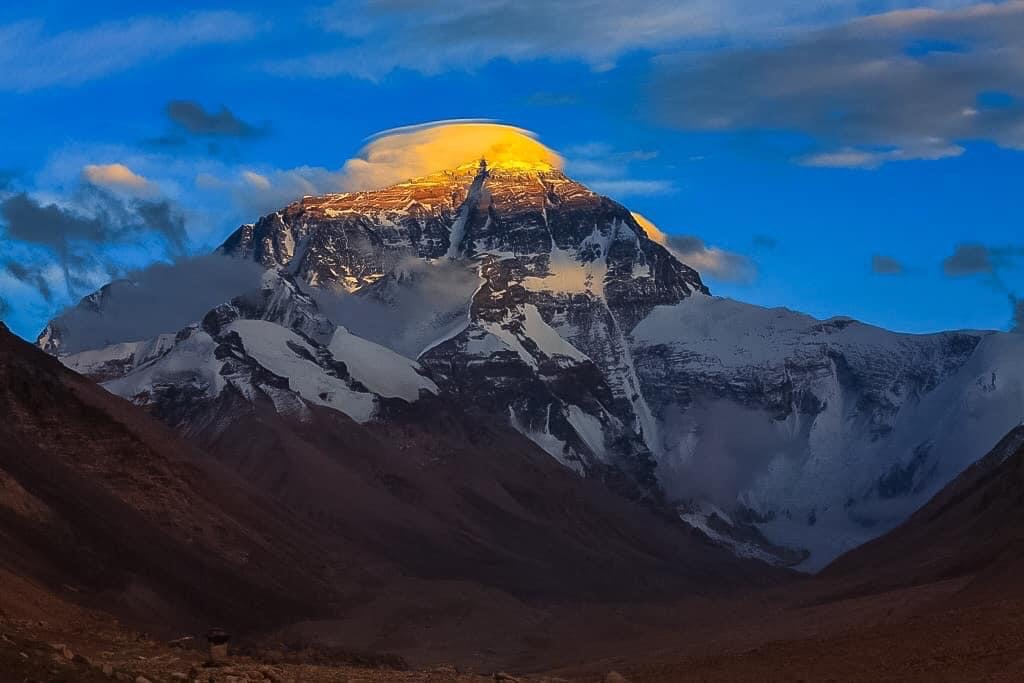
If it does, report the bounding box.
[40,160,1024,568]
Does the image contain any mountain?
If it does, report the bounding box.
[12,295,776,606]
[0,321,343,632]
[824,423,1024,595]
[4,310,796,681]
[40,159,1024,569]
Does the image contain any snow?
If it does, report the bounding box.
[509,405,586,476]
[105,328,226,401]
[522,226,609,298]
[481,304,590,369]
[521,305,590,363]
[227,320,377,423]
[328,326,438,401]
[446,166,486,259]
[632,294,1024,570]
[678,501,781,565]
[566,405,608,462]
[62,334,175,377]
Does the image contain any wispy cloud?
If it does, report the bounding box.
[0,11,259,91]
[666,234,757,283]
[633,212,755,283]
[269,0,976,80]
[565,141,673,198]
[653,1,1024,167]
[586,179,676,197]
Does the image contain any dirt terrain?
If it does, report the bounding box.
[5,319,1024,681]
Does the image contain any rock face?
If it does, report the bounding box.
[40,160,1024,568]
[216,161,704,500]
[630,297,1024,567]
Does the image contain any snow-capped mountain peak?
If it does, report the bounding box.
[39,162,1024,569]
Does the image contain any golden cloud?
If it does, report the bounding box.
[341,120,564,191]
[81,163,152,192]
[630,212,668,245]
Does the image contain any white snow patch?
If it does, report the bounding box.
[328,326,438,401]
[227,320,376,422]
[678,501,781,565]
[105,329,225,401]
[62,334,176,377]
[566,405,608,463]
[509,405,586,476]
[481,304,590,369]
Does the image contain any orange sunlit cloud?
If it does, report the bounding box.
[341,120,564,191]
[81,163,153,193]
[630,212,669,245]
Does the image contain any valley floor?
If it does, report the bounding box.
[5,565,1024,682]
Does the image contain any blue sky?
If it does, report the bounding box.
[1,0,1023,340]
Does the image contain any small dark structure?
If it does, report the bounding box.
[206,628,231,664]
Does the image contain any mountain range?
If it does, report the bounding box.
[38,158,1024,571]
[4,157,1024,679]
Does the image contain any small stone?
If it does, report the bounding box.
[604,673,630,683]
[101,663,114,676]
[495,674,521,682]
[135,676,152,683]
[18,651,28,659]
[72,652,92,666]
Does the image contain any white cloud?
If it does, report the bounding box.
[654,1,1024,167]
[0,11,259,91]
[565,141,674,198]
[586,179,676,196]
[269,0,982,80]
[240,170,272,190]
[799,143,965,169]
